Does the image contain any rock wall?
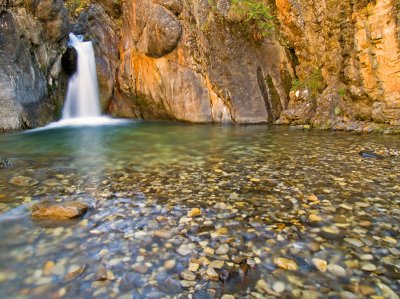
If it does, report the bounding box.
[0,0,399,130]
[112,0,294,123]
[276,0,400,129]
[110,0,400,128]
[0,0,68,130]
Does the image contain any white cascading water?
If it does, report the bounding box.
[62,33,101,119]
[26,33,130,132]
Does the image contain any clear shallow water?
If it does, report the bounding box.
[0,122,399,298]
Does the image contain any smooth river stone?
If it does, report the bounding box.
[31,201,89,220]
[312,258,327,272]
[327,264,346,276]
[274,258,298,271]
[181,270,196,281]
[344,238,364,248]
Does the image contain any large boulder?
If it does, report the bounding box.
[138,4,182,58]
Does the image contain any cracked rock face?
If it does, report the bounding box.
[112,0,399,127]
[2,0,398,129]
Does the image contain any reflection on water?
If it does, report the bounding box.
[0,122,399,298]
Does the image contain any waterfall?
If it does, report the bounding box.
[26,33,131,132]
[62,33,101,119]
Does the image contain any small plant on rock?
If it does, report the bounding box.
[291,69,325,98]
[65,0,91,15]
[229,0,276,37]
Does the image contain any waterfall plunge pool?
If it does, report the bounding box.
[0,122,399,298]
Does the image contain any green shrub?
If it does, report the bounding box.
[229,0,276,37]
[291,69,325,98]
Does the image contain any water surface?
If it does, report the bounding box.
[0,122,399,298]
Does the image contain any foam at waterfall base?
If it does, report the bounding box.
[53,117,131,127]
[26,117,133,133]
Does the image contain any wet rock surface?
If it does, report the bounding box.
[0,123,399,298]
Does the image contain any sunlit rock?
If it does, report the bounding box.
[31,201,89,220]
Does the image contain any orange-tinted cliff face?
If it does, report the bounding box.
[276,0,400,129]
[110,0,399,130]
[113,0,293,123]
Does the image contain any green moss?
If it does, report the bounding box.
[281,69,293,96]
[338,87,346,98]
[266,74,282,119]
[334,106,341,116]
[65,0,91,15]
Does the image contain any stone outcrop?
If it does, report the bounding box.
[0,0,123,130]
[111,0,400,128]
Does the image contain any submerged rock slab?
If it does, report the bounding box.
[9,176,39,187]
[31,201,89,220]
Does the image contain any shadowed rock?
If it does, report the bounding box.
[359,150,385,159]
[61,47,78,77]
[0,159,12,168]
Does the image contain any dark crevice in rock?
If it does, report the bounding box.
[288,47,299,70]
[61,47,78,77]
[257,66,273,122]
